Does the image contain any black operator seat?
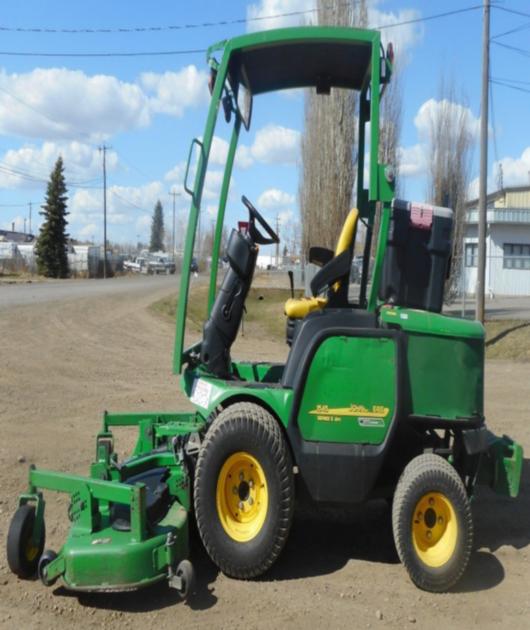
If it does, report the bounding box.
[200,196,279,379]
[284,208,359,319]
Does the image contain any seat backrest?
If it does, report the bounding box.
[333,208,359,292]
[309,208,359,304]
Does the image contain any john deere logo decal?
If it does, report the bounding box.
[309,404,389,425]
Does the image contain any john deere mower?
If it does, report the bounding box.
[7,26,523,595]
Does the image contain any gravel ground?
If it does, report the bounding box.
[0,279,529,629]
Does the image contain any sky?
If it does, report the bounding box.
[1,0,530,249]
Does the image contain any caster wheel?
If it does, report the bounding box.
[175,559,194,599]
[6,505,45,579]
[38,550,58,586]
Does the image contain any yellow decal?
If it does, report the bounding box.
[309,403,389,422]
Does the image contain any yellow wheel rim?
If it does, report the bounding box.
[216,451,268,542]
[412,492,458,568]
[25,539,39,562]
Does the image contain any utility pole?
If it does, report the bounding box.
[28,201,32,235]
[476,0,490,323]
[169,191,181,260]
[99,145,110,279]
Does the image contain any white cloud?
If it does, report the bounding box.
[0,68,150,142]
[398,143,427,178]
[78,223,98,239]
[164,161,186,184]
[414,98,480,142]
[278,209,294,226]
[468,177,479,200]
[140,66,209,117]
[0,65,208,143]
[493,148,530,188]
[247,1,422,57]
[209,136,230,166]
[70,181,166,228]
[247,0,315,31]
[249,124,300,165]
[368,5,423,57]
[136,215,152,231]
[0,141,117,190]
[235,145,254,169]
[257,188,295,209]
[1,215,25,232]
[164,157,227,202]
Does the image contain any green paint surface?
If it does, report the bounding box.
[298,336,396,444]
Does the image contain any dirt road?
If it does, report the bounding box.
[0,280,529,629]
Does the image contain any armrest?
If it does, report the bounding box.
[310,250,350,296]
[308,246,334,267]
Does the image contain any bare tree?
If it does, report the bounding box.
[426,81,474,299]
[299,0,367,255]
[379,64,403,195]
[370,62,403,260]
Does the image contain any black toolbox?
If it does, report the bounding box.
[379,198,453,313]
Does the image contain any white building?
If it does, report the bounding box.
[464,186,530,296]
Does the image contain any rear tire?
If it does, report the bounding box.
[7,505,45,579]
[392,454,473,592]
[194,402,294,578]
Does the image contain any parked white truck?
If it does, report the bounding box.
[124,252,175,275]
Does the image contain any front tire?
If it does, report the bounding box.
[392,454,473,592]
[194,402,294,579]
[7,505,45,579]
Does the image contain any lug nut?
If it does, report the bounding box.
[238,501,244,509]
[239,472,244,481]
[232,486,238,494]
[249,479,254,488]
[438,516,444,524]
[248,497,254,506]
[426,530,432,539]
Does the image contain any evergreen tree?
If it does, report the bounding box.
[149,199,165,252]
[35,157,69,278]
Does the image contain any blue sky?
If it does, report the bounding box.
[1,0,530,249]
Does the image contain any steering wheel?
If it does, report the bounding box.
[241,195,280,245]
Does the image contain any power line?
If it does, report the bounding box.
[493,6,530,20]
[492,40,530,58]
[0,47,207,58]
[0,161,102,188]
[111,190,147,212]
[0,5,484,58]
[491,78,530,95]
[491,19,530,40]
[0,3,359,35]
[492,76,530,86]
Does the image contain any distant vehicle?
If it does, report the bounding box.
[124,254,175,275]
[190,257,199,274]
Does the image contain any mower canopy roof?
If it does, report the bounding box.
[210,26,379,95]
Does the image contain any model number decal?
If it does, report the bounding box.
[309,404,389,423]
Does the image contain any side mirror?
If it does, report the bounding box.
[236,81,253,131]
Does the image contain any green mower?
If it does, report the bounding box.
[7,25,523,595]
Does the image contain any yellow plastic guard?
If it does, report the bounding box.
[284,296,328,319]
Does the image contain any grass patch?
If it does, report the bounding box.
[150,285,303,341]
[151,288,530,360]
[485,320,530,361]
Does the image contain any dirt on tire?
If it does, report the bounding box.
[0,279,529,629]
